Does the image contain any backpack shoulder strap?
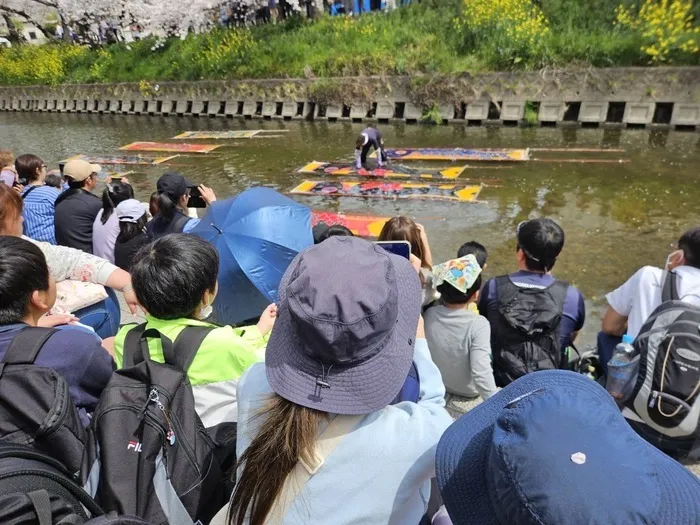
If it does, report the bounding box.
[3,327,58,365]
[167,213,191,234]
[122,323,147,368]
[495,275,519,302]
[266,415,363,523]
[170,326,216,372]
[661,271,679,302]
[26,490,54,525]
[548,280,569,308]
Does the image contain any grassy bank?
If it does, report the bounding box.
[0,0,698,86]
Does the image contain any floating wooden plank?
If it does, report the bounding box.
[299,161,467,180]
[120,142,221,154]
[311,210,389,237]
[61,154,178,166]
[530,148,626,153]
[376,148,530,162]
[173,130,261,139]
[532,158,631,164]
[291,180,482,202]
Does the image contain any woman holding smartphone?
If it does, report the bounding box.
[147,172,216,239]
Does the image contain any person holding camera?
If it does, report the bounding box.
[147,172,217,239]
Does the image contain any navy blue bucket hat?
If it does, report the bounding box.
[436,370,700,525]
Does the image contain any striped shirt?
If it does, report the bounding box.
[22,185,60,244]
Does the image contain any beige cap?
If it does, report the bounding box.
[63,159,102,182]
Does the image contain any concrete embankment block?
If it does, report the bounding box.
[465,101,489,121]
[623,103,655,125]
[671,104,700,127]
[501,102,525,122]
[538,102,566,122]
[579,102,608,123]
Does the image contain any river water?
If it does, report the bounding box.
[2,112,699,345]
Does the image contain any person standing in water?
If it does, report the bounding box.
[355,127,387,169]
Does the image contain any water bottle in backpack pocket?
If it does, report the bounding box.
[81,325,225,525]
[625,272,700,442]
[606,334,639,403]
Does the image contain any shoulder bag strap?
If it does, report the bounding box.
[27,490,54,525]
[265,414,363,524]
[3,327,57,365]
[661,271,679,302]
[21,185,38,200]
[170,325,216,372]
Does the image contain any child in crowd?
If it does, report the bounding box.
[0,236,114,427]
[457,240,488,313]
[425,254,498,401]
[113,199,151,271]
[211,237,451,525]
[0,150,17,187]
[378,216,436,305]
[44,172,64,189]
[113,234,276,430]
[93,181,134,264]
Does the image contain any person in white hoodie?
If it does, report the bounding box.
[212,236,452,525]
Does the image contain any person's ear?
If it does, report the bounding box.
[483,263,488,272]
[30,289,52,313]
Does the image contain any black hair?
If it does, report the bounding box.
[355,134,365,150]
[517,218,565,273]
[0,236,50,324]
[149,192,160,217]
[44,174,63,189]
[438,274,482,305]
[679,227,700,269]
[130,234,219,320]
[14,154,43,184]
[319,224,354,243]
[117,214,149,244]
[156,192,179,222]
[65,176,92,190]
[101,182,134,224]
[457,241,488,268]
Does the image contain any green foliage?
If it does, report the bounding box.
[420,103,444,125]
[523,102,538,126]
[0,0,697,86]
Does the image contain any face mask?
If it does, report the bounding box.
[198,303,213,320]
[666,249,684,271]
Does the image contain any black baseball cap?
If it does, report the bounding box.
[156,172,195,201]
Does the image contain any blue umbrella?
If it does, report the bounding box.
[191,187,313,325]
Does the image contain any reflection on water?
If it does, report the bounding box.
[2,112,699,344]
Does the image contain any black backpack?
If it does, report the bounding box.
[489,276,569,387]
[625,271,700,445]
[82,324,225,525]
[0,327,87,474]
[0,444,103,524]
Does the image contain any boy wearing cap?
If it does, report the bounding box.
[55,159,103,253]
[477,218,585,386]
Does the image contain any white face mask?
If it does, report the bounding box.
[198,303,213,320]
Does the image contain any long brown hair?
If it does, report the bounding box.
[228,395,328,525]
[378,216,430,269]
[0,183,23,235]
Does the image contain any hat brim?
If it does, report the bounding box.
[90,163,102,175]
[266,247,421,415]
[435,370,700,525]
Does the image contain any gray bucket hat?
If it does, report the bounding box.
[265,236,422,415]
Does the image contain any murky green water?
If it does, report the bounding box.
[2,112,699,344]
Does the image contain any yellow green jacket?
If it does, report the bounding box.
[114,315,268,428]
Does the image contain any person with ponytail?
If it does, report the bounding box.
[147,172,216,239]
[92,180,134,263]
[212,236,452,525]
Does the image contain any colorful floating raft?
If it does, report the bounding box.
[172,130,289,140]
[299,161,467,180]
[120,142,220,154]
[291,180,482,202]
[61,154,177,166]
[311,210,389,237]
[374,148,530,162]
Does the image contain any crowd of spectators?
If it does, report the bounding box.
[1,146,700,524]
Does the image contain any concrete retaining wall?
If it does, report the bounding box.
[1,67,698,130]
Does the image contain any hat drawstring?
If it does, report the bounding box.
[316,362,334,390]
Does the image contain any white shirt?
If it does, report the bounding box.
[606,265,700,338]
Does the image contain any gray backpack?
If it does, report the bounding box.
[625,272,700,442]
